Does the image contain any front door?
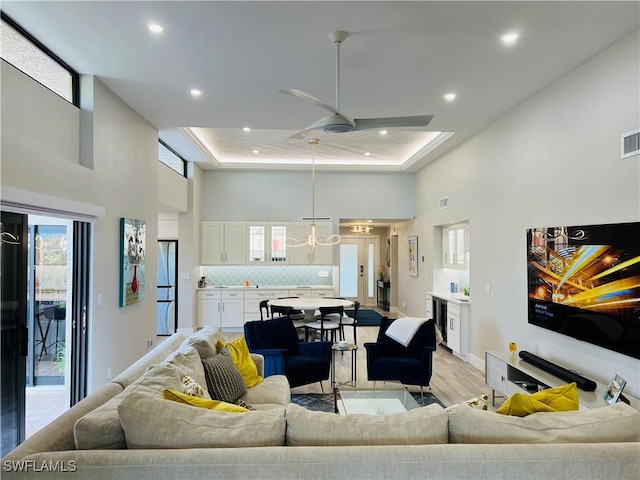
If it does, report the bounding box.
[339,237,379,307]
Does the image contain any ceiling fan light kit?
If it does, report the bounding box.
[280,30,434,139]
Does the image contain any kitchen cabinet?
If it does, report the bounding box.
[247,224,289,264]
[287,222,335,265]
[220,290,244,329]
[427,292,470,360]
[446,302,463,354]
[442,223,469,270]
[310,288,334,298]
[244,289,281,322]
[197,290,222,328]
[201,222,247,265]
[197,289,244,330]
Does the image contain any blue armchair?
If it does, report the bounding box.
[364,317,436,393]
[243,316,332,388]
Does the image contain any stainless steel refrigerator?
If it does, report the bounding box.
[157,240,177,335]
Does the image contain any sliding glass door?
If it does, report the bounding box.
[1,211,28,456]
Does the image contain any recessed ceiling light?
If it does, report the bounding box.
[148,23,164,34]
[243,127,251,133]
[364,152,371,156]
[190,89,202,97]
[501,32,519,45]
[252,149,259,154]
[379,130,388,136]
[443,92,456,102]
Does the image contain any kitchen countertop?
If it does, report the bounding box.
[197,285,334,291]
[428,291,471,305]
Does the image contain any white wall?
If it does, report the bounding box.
[1,66,160,391]
[397,31,640,395]
[201,170,416,225]
[158,163,188,212]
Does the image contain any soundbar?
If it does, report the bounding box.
[519,351,597,391]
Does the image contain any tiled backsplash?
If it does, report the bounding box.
[200,265,333,287]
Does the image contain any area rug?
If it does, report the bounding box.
[290,392,445,413]
[345,309,383,326]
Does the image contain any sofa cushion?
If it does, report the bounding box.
[448,401,640,444]
[162,388,249,412]
[496,383,579,416]
[445,393,489,413]
[240,374,290,406]
[285,403,449,446]
[118,387,286,448]
[74,363,182,449]
[110,333,185,388]
[182,325,223,359]
[163,344,208,390]
[181,373,211,399]
[216,336,264,387]
[202,348,247,403]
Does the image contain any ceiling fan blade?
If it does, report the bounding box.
[279,89,341,116]
[288,128,312,140]
[353,115,434,130]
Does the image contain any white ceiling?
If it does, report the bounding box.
[3,1,639,172]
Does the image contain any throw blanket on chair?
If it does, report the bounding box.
[385,317,429,347]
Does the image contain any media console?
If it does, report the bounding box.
[485,351,638,410]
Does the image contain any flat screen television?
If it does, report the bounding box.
[527,222,640,360]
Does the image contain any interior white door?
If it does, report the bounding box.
[339,237,378,307]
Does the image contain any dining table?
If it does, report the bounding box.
[268,297,353,323]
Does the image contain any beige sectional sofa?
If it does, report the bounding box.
[3,326,639,479]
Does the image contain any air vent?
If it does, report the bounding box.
[621,129,640,159]
[439,197,448,209]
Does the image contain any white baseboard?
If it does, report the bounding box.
[467,352,485,372]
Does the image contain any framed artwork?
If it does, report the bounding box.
[120,218,146,307]
[408,235,418,276]
[603,374,627,405]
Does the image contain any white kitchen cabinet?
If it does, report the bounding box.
[197,290,222,328]
[446,302,462,354]
[197,289,244,330]
[244,289,281,322]
[247,224,289,264]
[427,292,470,360]
[442,223,469,270]
[201,222,247,265]
[220,290,244,329]
[287,222,335,265]
[311,288,335,298]
[288,288,313,298]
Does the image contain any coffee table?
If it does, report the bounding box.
[336,385,420,415]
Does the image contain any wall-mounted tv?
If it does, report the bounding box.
[527,222,640,360]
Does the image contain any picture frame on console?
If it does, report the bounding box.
[604,374,627,405]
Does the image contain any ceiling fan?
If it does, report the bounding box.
[280,30,434,139]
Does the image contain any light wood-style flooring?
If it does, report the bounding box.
[289,317,491,407]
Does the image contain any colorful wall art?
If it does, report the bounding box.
[120,218,146,307]
[408,235,418,276]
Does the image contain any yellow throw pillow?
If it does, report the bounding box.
[497,382,579,416]
[163,389,249,413]
[216,337,263,387]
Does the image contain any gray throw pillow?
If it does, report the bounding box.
[202,348,247,403]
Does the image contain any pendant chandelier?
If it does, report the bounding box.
[350,225,373,234]
[286,138,341,253]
